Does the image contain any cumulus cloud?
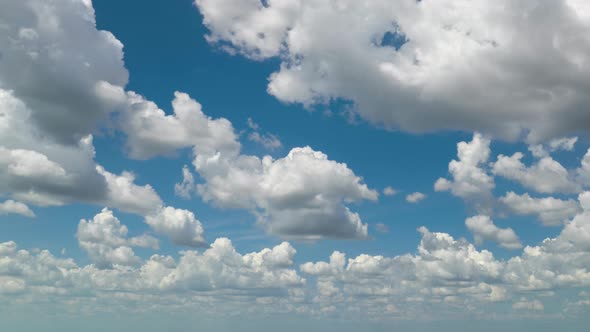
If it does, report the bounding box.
[144,207,207,248]
[0,0,128,144]
[121,91,240,160]
[195,0,590,141]
[435,133,494,213]
[406,192,426,203]
[195,146,377,239]
[3,197,590,318]
[0,237,305,313]
[0,200,35,218]
[493,152,580,194]
[499,192,581,226]
[465,215,522,250]
[77,208,159,268]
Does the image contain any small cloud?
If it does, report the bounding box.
[383,186,398,196]
[375,223,390,233]
[406,192,426,203]
[246,118,282,151]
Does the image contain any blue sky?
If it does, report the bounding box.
[1,0,590,331]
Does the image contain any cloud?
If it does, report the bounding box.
[406,192,426,203]
[196,145,377,239]
[174,165,196,199]
[195,0,590,141]
[529,136,578,158]
[375,223,390,234]
[465,215,522,250]
[246,118,282,151]
[0,237,305,312]
[382,186,398,196]
[0,0,128,144]
[96,166,163,216]
[144,207,207,248]
[435,133,494,213]
[121,91,240,160]
[3,195,590,318]
[499,192,581,226]
[77,208,159,268]
[492,151,580,194]
[0,200,35,218]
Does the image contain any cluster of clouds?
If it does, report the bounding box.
[2,0,590,322]
[0,0,385,244]
[435,132,590,250]
[2,194,590,318]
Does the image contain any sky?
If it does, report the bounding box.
[1,0,590,331]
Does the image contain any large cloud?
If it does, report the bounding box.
[195,0,590,141]
[0,0,128,144]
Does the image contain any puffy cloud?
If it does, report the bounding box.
[96,166,163,216]
[499,192,581,226]
[0,200,35,218]
[0,0,128,144]
[493,152,580,194]
[195,0,590,140]
[195,145,377,239]
[77,208,159,268]
[435,133,494,213]
[144,207,207,248]
[465,215,522,250]
[121,91,240,160]
[405,192,426,203]
[0,237,305,310]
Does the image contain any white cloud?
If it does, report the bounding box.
[465,215,522,250]
[406,192,426,203]
[435,133,494,213]
[499,192,581,226]
[382,186,398,196]
[529,136,578,158]
[144,207,207,248]
[0,237,305,309]
[195,0,590,141]
[77,208,159,268]
[121,91,240,160]
[0,200,35,218]
[493,152,580,194]
[96,166,163,216]
[195,145,377,240]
